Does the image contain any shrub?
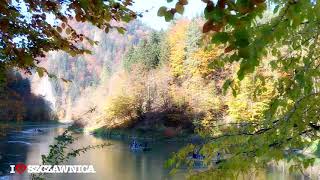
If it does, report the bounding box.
[105,95,141,127]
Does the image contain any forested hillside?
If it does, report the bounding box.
[0,70,55,122]
[42,20,151,120]
[86,17,277,134]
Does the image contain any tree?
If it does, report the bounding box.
[143,31,161,68]
[158,31,170,64]
[184,19,202,77]
[123,46,136,71]
[167,19,189,77]
[123,31,162,71]
[0,0,138,81]
[161,0,320,178]
[0,70,54,122]
[185,20,202,58]
[226,68,276,122]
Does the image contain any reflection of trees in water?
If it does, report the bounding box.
[0,141,30,175]
[0,124,22,137]
[1,126,316,179]
[67,136,183,180]
[0,125,53,176]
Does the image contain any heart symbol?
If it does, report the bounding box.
[15,163,27,174]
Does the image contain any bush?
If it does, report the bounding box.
[105,95,141,127]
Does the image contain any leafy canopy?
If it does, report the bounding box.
[160,0,320,178]
[0,0,138,79]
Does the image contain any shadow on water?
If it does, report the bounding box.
[0,124,187,180]
[0,124,61,176]
[0,124,319,180]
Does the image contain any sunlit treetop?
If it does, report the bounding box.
[160,0,319,77]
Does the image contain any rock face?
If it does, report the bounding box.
[31,74,56,110]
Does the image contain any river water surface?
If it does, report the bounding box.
[0,124,318,180]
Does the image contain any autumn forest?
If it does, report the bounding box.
[1,0,320,179]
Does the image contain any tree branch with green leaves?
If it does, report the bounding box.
[160,0,320,178]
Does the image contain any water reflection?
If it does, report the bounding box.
[0,125,319,180]
[0,125,186,180]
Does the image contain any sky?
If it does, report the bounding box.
[131,0,206,30]
[12,0,206,32]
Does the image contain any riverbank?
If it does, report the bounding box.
[91,127,201,143]
[0,120,61,126]
[0,120,63,137]
[1,122,319,180]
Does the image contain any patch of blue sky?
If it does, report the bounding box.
[131,0,206,30]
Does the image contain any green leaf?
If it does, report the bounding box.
[158,6,167,17]
[206,8,224,22]
[238,47,250,58]
[234,29,249,47]
[116,27,126,34]
[36,67,46,78]
[79,0,89,10]
[48,74,57,79]
[222,79,233,93]
[165,12,174,22]
[232,87,237,97]
[237,61,253,80]
[175,4,184,14]
[24,55,33,66]
[273,5,280,14]
[121,15,131,23]
[295,72,305,86]
[212,32,229,44]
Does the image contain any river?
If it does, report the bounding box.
[0,124,318,180]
